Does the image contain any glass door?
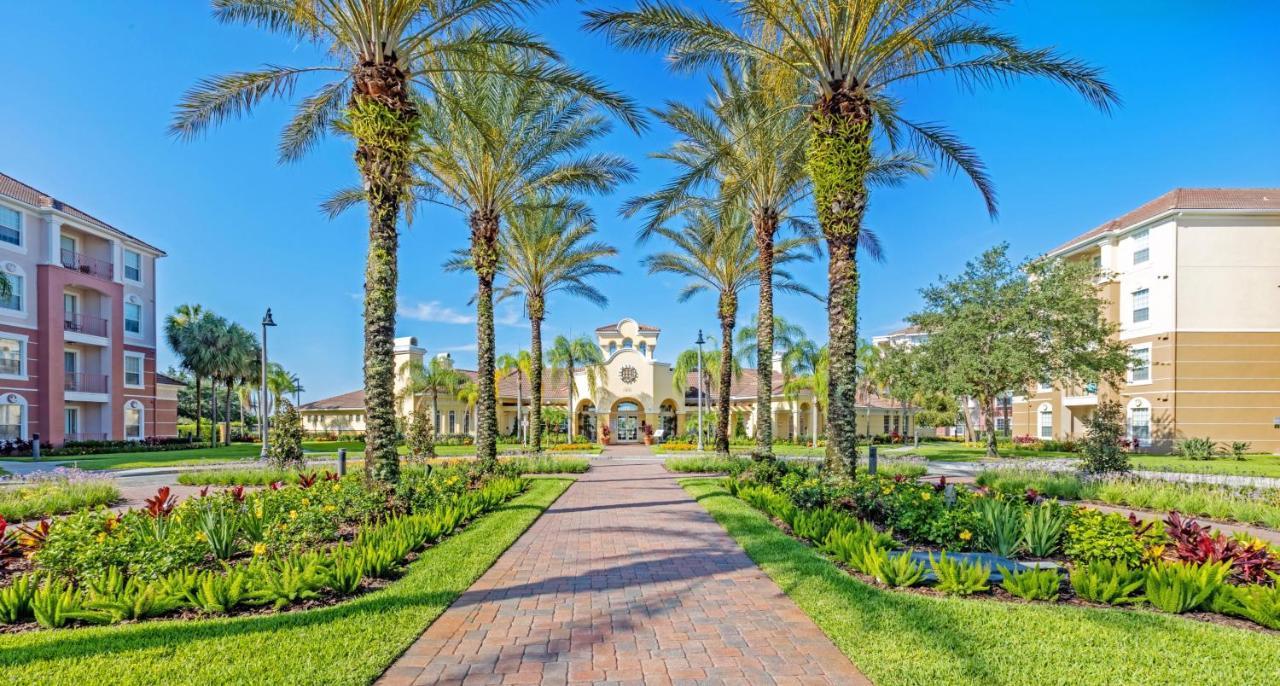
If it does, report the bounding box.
[64,407,80,437]
[616,415,638,442]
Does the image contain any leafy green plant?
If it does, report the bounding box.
[1070,560,1146,605]
[83,568,182,622]
[865,548,927,588]
[930,552,991,595]
[790,508,844,544]
[1175,437,1220,461]
[195,502,242,560]
[818,519,895,574]
[186,567,258,614]
[999,566,1061,601]
[0,476,120,521]
[326,545,366,594]
[1143,560,1230,614]
[31,578,102,629]
[1064,508,1157,566]
[1021,502,1069,558]
[249,554,328,609]
[1220,582,1280,630]
[976,497,1023,558]
[1079,399,1130,474]
[1228,441,1251,461]
[0,573,36,624]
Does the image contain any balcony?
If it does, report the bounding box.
[1064,382,1098,407]
[64,312,109,338]
[65,372,109,394]
[60,249,113,280]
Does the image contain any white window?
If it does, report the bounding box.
[608,342,617,355]
[1127,399,1151,445]
[0,336,25,377]
[1131,288,1149,324]
[448,410,456,433]
[124,250,142,282]
[0,395,26,440]
[0,274,23,312]
[1037,403,1053,439]
[124,352,145,387]
[1129,345,1151,384]
[125,302,142,334]
[639,341,648,356]
[1132,228,1150,265]
[64,407,80,436]
[125,404,144,439]
[0,206,21,247]
[622,338,633,349]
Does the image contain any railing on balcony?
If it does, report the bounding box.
[64,312,109,337]
[0,353,20,376]
[65,372,109,394]
[60,249,114,280]
[64,432,108,443]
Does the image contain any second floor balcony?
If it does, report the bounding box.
[60,249,113,280]
[65,372,109,394]
[64,312,109,338]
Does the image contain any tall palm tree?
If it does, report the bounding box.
[644,207,817,454]
[456,379,480,440]
[188,314,232,445]
[588,0,1117,470]
[414,52,636,470]
[493,205,617,453]
[164,304,208,439]
[495,351,533,443]
[174,0,641,485]
[265,363,299,417]
[397,356,463,446]
[627,62,913,458]
[856,339,884,446]
[547,335,604,443]
[218,323,259,445]
[782,342,828,449]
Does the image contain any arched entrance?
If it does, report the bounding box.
[611,399,642,443]
[576,400,597,441]
[658,399,678,441]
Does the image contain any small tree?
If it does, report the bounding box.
[267,399,304,469]
[1080,400,1130,474]
[405,403,435,461]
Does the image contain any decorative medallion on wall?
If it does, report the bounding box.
[3,262,18,274]
[126,400,143,410]
[619,365,638,384]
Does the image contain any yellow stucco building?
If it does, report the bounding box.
[300,317,905,444]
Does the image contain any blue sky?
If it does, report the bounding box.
[2,2,1277,402]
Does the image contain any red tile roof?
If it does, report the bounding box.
[155,372,186,387]
[300,389,366,411]
[595,320,661,333]
[1047,188,1280,257]
[0,172,166,255]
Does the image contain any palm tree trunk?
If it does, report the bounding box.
[471,209,501,471]
[194,375,203,442]
[529,310,545,453]
[566,357,575,443]
[812,90,872,478]
[429,389,439,458]
[514,374,523,445]
[715,295,736,455]
[350,63,416,485]
[224,383,233,446]
[753,210,778,461]
[207,379,218,446]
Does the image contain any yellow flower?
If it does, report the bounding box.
[323,504,336,513]
[921,491,932,501]
[959,530,973,542]
[195,531,207,542]
[332,484,341,493]
[881,487,892,495]
[301,498,311,507]
[289,510,298,520]
[252,543,267,556]
[254,502,264,519]
[96,532,107,543]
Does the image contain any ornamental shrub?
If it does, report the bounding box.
[1064,508,1161,566]
[267,400,305,469]
[404,403,434,460]
[1079,400,1130,474]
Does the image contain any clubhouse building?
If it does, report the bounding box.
[300,318,906,444]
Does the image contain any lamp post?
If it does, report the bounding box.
[259,308,276,459]
[695,329,705,452]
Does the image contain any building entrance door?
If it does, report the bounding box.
[615,414,638,442]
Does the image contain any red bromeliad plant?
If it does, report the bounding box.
[198,486,210,498]
[16,519,51,554]
[144,486,177,518]
[1164,512,1280,585]
[269,481,284,491]
[0,515,13,558]
[297,472,318,489]
[227,485,246,502]
[322,471,340,482]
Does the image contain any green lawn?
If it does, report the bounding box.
[0,477,571,685]
[882,442,1077,462]
[681,478,1280,685]
[1129,453,1280,478]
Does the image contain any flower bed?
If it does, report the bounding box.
[0,469,120,521]
[0,462,531,632]
[723,460,1280,632]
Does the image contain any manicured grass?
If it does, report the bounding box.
[665,455,754,474]
[1129,453,1280,478]
[883,442,1077,462]
[177,467,314,486]
[0,477,571,685]
[681,477,1280,685]
[0,478,120,521]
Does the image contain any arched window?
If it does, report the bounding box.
[638,341,648,356]
[622,338,633,349]
[1127,398,1151,445]
[608,342,617,355]
[1037,403,1053,439]
[616,401,639,412]
[125,400,144,440]
[0,392,27,440]
[448,410,456,433]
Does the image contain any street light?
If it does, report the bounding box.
[259,308,277,459]
[695,329,705,452]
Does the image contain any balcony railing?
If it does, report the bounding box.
[0,354,20,376]
[64,312,109,337]
[60,249,114,280]
[64,432,108,443]
[65,372,109,394]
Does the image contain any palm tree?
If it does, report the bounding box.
[627,62,913,458]
[456,379,480,441]
[856,339,884,446]
[398,356,463,447]
[782,343,828,450]
[414,52,636,470]
[494,205,617,453]
[644,207,817,454]
[547,335,604,443]
[265,363,299,417]
[188,314,232,445]
[218,323,259,445]
[164,304,208,439]
[588,0,1117,470]
[174,0,641,485]
[495,351,533,443]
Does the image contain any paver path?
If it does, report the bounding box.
[378,452,868,686]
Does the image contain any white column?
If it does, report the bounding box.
[112,240,124,284]
[43,215,58,264]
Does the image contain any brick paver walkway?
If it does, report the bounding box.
[377,451,868,686]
